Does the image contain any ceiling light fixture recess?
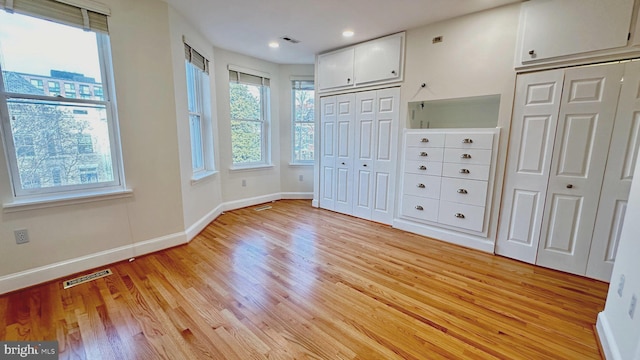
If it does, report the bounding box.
[269,42,280,48]
[342,30,354,37]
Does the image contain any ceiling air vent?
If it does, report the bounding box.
[280,36,300,44]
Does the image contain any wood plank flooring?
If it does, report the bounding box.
[0,200,608,359]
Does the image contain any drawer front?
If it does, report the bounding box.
[405,147,444,162]
[443,148,492,165]
[444,133,493,150]
[405,160,443,176]
[403,173,441,199]
[437,201,485,232]
[401,195,439,222]
[440,178,488,206]
[442,163,490,181]
[406,133,445,148]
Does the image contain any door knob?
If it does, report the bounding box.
[566,184,573,189]
[363,164,368,167]
[341,162,345,165]
[417,183,425,188]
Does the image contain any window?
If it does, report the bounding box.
[30,79,43,90]
[47,81,60,96]
[292,79,315,164]
[0,3,124,200]
[93,86,103,100]
[229,68,270,166]
[64,83,76,98]
[79,84,91,99]
[185,42,214,177]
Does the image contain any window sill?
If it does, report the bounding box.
[289,162,314,167]
[3,188,134,213]
[229,164,274,172]
[191,170,218,185]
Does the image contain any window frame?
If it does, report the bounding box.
[229,67,271,169]
[0,11,126,201]
[291,79,315,165]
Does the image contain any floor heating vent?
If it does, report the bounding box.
[63,269,112,289]
[254,205,272,211]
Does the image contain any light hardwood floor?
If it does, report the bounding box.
[0,200,608,359]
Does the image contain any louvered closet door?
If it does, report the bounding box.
[334,94,356,215]
[586,61,640,281]
[319,96,337,210]
[495,69,564,263]
[536,63,624,275]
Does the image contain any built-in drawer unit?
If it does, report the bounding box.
[399,128,499,238]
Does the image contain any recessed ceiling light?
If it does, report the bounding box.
[342,30,354,38]
[269,42,280,48]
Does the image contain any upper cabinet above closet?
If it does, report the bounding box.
[515,0,638,69]
[317,32,405,92]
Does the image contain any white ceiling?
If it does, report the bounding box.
[163,0,521,65]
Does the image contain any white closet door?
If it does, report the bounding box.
[334,94,356,215]
[536,63,624,275]
[353,91,376,220]
[587,61,640,281]
[371,87,399,224]
[495,69,564,263]
[319,96,337,210]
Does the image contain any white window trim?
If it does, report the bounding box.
[291,78,315,165]
[3,188,133,213]
[0,11,126,202]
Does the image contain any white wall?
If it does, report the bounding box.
[278,64,315,196]
[400,4,519,241]
[0,0,187,292]
[598,151,640,359]
[167,7,224,237]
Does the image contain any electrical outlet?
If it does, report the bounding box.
[618,274,626,297]
[242,179,246,187]
[299,174,304,182]
[14,229,29,244]
[630,294,637,319]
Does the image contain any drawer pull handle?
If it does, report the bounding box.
[459,168,470,174]
[462,138,473,144]
[457,189,468,194]
[420,152,428,157]
[417,183,426,188]
[421,138,429,143]
[415,205,424,211]
[419,165,427,170]
[461,153,472,159]
[455,213,465,219]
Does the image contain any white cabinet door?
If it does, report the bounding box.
[317,48,354,91]
[353,91,376,220]
[334,94,356,215]
[536,64,624,275]
[319,96,337,210]
[370,87,399,224]
[354,34,403,86]
[495,69,564,263]
[519,0,634,63]
[587,61,640,281]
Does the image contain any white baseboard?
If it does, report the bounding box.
[596,312,622,360]
[281,192,313,199]
[223,193,282,212]
[0,232,187,294]
[185,203,224,241]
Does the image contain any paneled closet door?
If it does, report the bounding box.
[495,69,564,263]
[586,61,640,281]
[319,96,337,211]
[334,94,356,215]
[353,91,376,220]
[371,88,399,224]
[536,63,624,276]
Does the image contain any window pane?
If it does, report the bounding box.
[294,89,315,122]
[231,120,262,164]
[6,99,114,190]
[185,61,199,113]
[294,123,314,162]
[230,83,261,120]
[190,115,204,171]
